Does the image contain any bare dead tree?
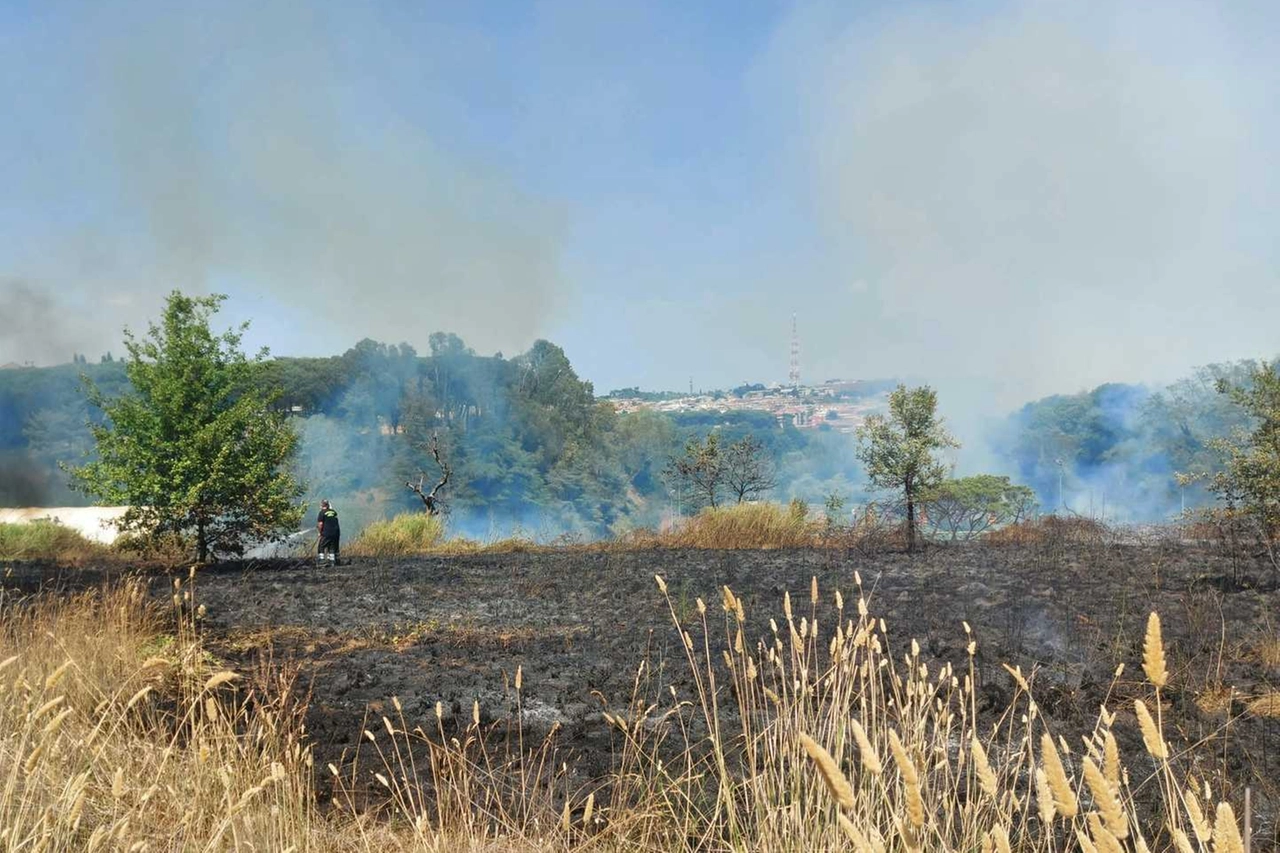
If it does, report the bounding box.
[407,433,452,515]
[724,434,777,504]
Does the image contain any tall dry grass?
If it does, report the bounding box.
[595,574,1253,852]
[621,501,823,550]
[0,566,1256,850]
[0,574,312,851]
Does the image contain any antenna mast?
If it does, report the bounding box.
[788,314,801,386]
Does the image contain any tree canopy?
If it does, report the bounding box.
[1198,360,1280,575]
[856,384,957,551]
[70,292,303,561]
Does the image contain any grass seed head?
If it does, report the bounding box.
[838,814,875,853]
[971,735,998,798]
[202,671,240,692]
[1040,733,1078,818]
[851,718,882,776]
[1102,730,1121,786]
[1035,768,1057,824]
[44,659,73,690]
[888,729,918,785]
[1083,756,1127,838]
[799,732,855,809]
[1212,803,1244,853]
[1143,612,1169,689]
[1134,699,1168,760]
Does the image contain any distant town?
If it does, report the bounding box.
[605,378,894,433]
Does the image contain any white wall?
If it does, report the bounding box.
[0,508,128,544]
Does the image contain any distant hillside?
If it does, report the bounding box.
[0,336,863,537]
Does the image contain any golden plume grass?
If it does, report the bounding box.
[1082,756,1127,838]
[1134,699,1168,760]
[1212,803,1244,853]
[1040,732,1079,818]
[971,735,998,799]
[851,718,882,776]
[1143,612,1169,689]
[799,732,855,809]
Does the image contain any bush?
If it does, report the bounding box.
[666,501,820,549]
[347,512,446,557]
[984,514,1111,546]
[0,519,107,561]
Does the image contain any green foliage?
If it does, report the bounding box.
[665,432,725,509]
[1199,361,1280,570]
[998,363,1265,519]
[3,322,860,540]
[0,520,105,560]
[70,291,304,561]
[823,492,846,528]
[348,512,446,557]
[918,475,1036,541]
[856,384,957,550]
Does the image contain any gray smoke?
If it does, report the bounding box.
[762,0,1279,403]
[0,0,567,365]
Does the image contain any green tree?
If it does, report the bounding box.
[1198,361,1280,576]
[70,291,304,561]
[855,384,957,551]
[918,475,1036,541]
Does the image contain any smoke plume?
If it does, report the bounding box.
[0,0,567,365]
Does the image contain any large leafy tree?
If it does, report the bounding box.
[1200,360,1280,576]
[71,291,303,561]
[856,384,957,551]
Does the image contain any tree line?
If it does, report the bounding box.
[7,291,1278,563]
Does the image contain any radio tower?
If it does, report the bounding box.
[788,314,801,386]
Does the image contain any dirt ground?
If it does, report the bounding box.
[6,542,1280,841]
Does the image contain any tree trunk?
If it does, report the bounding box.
[197,517,208,563]
[905,478,917,553]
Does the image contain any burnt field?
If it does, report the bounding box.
[6,541,1280,840]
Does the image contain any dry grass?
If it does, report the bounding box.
[1245,691,1280,718]
[0,563,1258,851]
[347,514,550,557]
[1255,637,1280,669]
[0,574,312,851]
[636,501,822,550]
[348,512,447,557]
[0,520,108,561]
[984,514,1112,546]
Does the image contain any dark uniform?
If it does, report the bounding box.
[317,505,340,562]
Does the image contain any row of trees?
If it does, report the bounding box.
[23,289,1280,563]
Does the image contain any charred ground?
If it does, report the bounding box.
[5,541,1280,840]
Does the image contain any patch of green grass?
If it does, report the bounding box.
[0,519,107,561]
[347,512,446,557]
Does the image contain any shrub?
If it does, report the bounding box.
[347,512,446,557]
[0,519,107,561]
[666,501,820,549]
[985,514,1111,546]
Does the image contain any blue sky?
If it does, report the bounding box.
[2,0,1277,407]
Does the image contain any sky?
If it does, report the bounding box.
[2,0,1277,412]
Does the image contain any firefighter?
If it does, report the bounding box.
[316,500,341,564]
